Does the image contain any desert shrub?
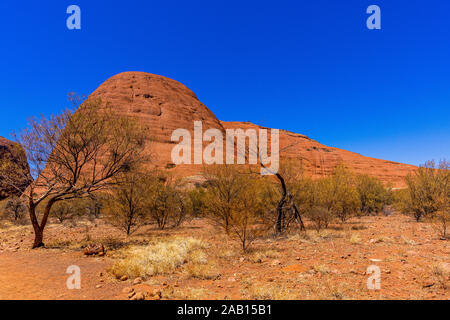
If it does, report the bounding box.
[3,197,27,223]
[355,174,392,215]
[202,165,247,234]
[185,187,208,218]
[51,200,77,223]
[430,211,450,239]
[431,263,450,289]
[108,237,208,279]
[145,174,187,229]
[184,263,220,280]
[306,206,334,232]
[398,160,449,222]
[85,196,103,219]
[203,165,269,251]
[382,205,394,216]
[316,165,360,223]
[104,172,149,235]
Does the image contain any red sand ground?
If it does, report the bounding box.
[0,213,448,300]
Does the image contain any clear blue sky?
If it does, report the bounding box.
[0,0,449,166]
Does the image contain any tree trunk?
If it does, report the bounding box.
[292,203,306,231]
[275,173,287,233]
[33,228,45,248]
[29,198,55,249]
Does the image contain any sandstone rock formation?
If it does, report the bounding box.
[70,72,416,188]
[221,122,416,188]
[87,71,226,178]
[0,137,32,199]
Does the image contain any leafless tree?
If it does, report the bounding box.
[0,95,145,247]
[3,197,27,222]
[104,172,149,235]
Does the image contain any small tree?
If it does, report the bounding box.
[185,187,208,218]
[104,172,148,235]
[318,165,360,223]
[401,160,448,222]
[145,173,186,230]
[202,165,247,234]
[51,200,76,223]
[86,195,103,219]
[355,174,391,215]
[203,165,267,251]
[3,197,27,222]
[428,160,449,237]
[306,206,334,232]
[0,96,145,247]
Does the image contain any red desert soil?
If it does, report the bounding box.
[43,71,416,188]
[0,214,448,300]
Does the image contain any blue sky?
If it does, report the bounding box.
[0,0,449,166]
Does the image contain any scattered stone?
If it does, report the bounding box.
[131,292,146,300]
[128,291,136,299]
[83,243,105,256]
[122,287,134,294]
[370,258,382,262]
[271,259,281,266]
[439,262,450,274]
[120,275,129,281]
[96,285,102,289]
[227,277,236,282]
[147,293,161,300]
[295,257,301,261]
[133,277,143,285]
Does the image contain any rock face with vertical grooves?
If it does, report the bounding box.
[0,137,32,199]
[57,71,417,187]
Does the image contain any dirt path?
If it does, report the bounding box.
[0,250,123,300]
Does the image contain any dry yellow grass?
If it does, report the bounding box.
[349,233,361,244]
[184,263,220,280]
[245,283,298,300]
[312,264,330,275]
[108,237,208,279]
[431,263,449,289]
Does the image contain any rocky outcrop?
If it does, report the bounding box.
[0,137,32,199]
[86,71,226,177]
[221,122,416,188]
[55,71,416,188]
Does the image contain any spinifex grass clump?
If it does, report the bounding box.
[109,237,208,279]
